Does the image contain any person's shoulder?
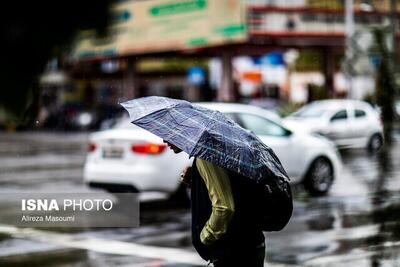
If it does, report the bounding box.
[196,158,213,167]
[195,158,206,169]
[196,158,227,173]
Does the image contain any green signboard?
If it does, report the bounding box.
[75,0,247,58]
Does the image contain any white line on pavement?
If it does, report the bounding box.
[0,224,205,266]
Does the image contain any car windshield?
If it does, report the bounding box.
[292,104,329,118]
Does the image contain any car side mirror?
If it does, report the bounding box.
[284,129,293,137]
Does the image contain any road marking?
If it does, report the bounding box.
[305,249,374,266]
[1,223,387,266]
[0,224,204,265]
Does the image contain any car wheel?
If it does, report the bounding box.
[368,133,383,152]
[304,157,334,196]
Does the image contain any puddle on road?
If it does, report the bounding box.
[0,247,87,267]
[0,250,202,267]
[266,143,400,265]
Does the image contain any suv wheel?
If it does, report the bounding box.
[368,133,383,152]
[304,157,334,196]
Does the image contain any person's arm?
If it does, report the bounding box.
[196,159,235,246]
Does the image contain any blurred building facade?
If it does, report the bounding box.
[39,0,400,129]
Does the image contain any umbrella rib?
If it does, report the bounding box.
[130,104,178,124]
[172,108,249,146]
[166,107,204,130]
[149,115,198,146]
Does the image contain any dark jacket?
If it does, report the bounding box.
[191,159,265,261]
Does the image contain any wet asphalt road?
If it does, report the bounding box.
[0,131,400,267]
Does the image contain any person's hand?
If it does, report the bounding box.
[180,166,192,188]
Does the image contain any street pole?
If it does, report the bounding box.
[218,52,235,102]
[283,49,299,102]
[345,0,354,98]
[390,0,397,57]
[122,58,139,101]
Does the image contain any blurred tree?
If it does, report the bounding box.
[307,84,328,102]
[371,27,398,143]
[0,0,111,125]
[294,50,323,72]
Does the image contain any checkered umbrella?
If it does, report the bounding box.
[120,96,289,184]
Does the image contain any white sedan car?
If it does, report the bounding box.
[84,103,341,196]
[283,100,383,151]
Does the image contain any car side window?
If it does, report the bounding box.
[330,110,348,122]
[236,113,289,137]
[355,109,366,118]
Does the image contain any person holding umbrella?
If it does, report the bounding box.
[121,96,291,267]
[166,141,265,266]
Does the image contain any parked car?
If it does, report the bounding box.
[84,103,341,197]
[42,103,125,131]
[71,105,126,131]
[283,100,384,151]
[42,102,82,130]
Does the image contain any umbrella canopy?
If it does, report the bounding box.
[120,96,289,185]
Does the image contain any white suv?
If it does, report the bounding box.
[284,100,383,151]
